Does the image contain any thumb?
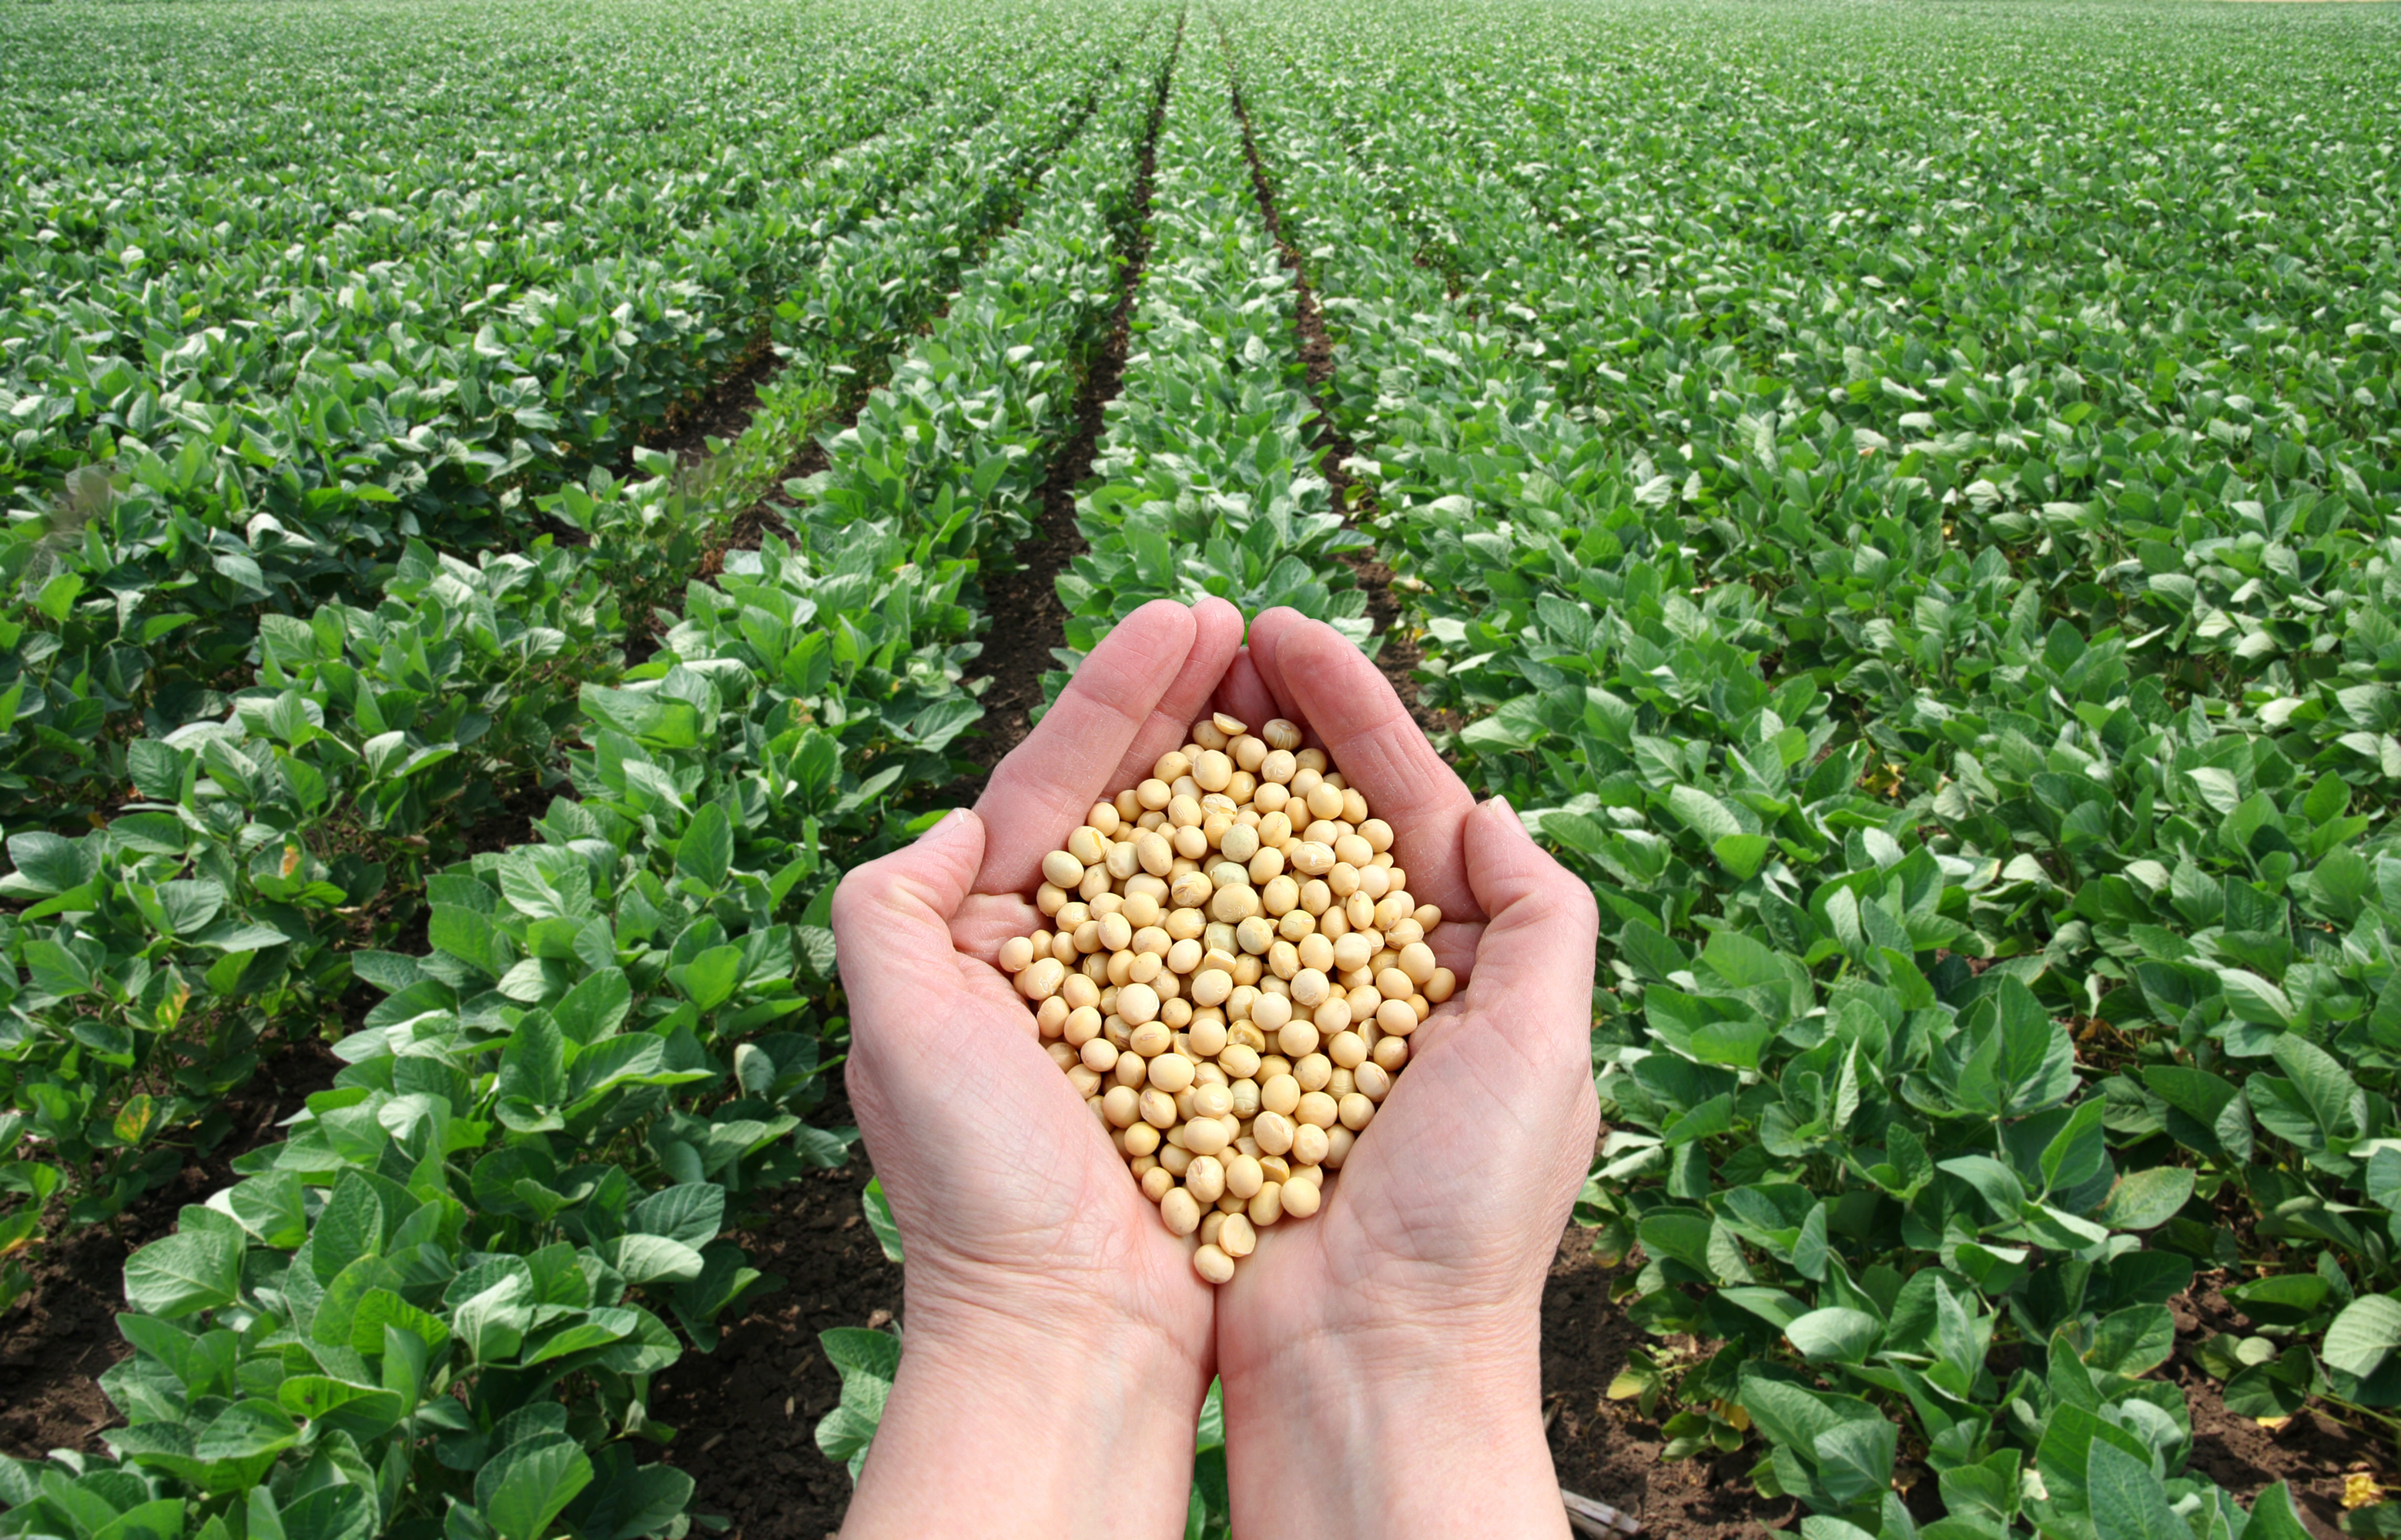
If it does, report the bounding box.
[1458,796,1599,1046]
[831,808,987,1028]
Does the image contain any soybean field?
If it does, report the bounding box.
[2,0,2399,1535]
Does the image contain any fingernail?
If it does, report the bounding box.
[1489,795,1525,831]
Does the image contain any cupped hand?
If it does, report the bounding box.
[829,598,1245,1538]
[1208,608,1601,1538]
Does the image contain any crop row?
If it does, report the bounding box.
[1225,0,2401,1533]
[0,10,1177,1540]
[1048,43,1369,705]
[806,49,1263,1533]
[0,14,1134,1242]
[0,0,1141,828]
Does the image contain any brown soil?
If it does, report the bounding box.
[1543,1228,1796,1539]
[1218,46,1445,740]
[2168,1274,2379,1538]
[651,1156,906,1540]
[959,26,1181,785]
[640,333,782,475]
[0,1038,343,1461]
[1344,549,1460,743]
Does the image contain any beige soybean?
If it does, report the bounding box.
[1016,713,1442,1284]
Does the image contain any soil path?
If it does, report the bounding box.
[959,15,1185,786]
[1215,42,1450,742]
[1,1040,343,1461]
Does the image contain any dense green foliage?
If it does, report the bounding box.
[2,1,1170,1537]
[8,0,2401,1536]
[1225,0,2401,1533]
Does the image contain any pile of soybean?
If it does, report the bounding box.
[999,714,1452,1284]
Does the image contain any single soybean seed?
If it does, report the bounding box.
[1194,1244,1236,1284]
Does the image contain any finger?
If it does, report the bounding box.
[953,891,1043,966]
[831,808,991,1036]
[1211,648,1281,732]
[973,599,1241,894]
[1455,796,1598,1049]
[1425,917,1483,985]
[1245,610,1483,922]
[1107,595,1247,795]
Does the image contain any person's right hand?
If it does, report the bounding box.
[1206,608,1601,1540]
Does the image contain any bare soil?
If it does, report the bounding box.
[0,1039,343,1461]
[1218,49,1457,745]
[959,25,1181,786]
[2169,1274,2377,1538]
[648,1153,904,1540]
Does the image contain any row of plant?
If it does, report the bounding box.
[1226,5,2400,1533]
[0,21,1140,1260]
[0,13,1178,1540]
[805,46,1251,1537]
[1043,45,1368,705]
[0,0,1151,829]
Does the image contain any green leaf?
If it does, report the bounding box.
[862,1180,903,1264]
[1667,785,1743,844]
[821,1326,902,1385]
[677,945,743,1013]
[1713,833,1771,880]
[277,1377,404,1441]
[276,1485,373,1540]
[2243,1484,2316,1540]
[2085,1306,2175,1376]
[2272,1033,2362,1141]
[2086,1441,2183,1540]
[456,1275,533,1364]
[677,804,733,892]
[554,969,633,1044]
[2097,1167,2194,1230]
[310,1173,386,1285]
[124,1220,243,1318]
[1637,1209,1716,1275]
[193,1400,299,1463]
[225,1172,309,1249]
[91,1499,183,1540]
[2038,1098,2110,1197]
[2325,1294,2401,1378]
[1701,929,1787,990]
[1812,1416,1897,1505]
[598,1234,706,1285]
[1785,1307,1881,1364]
[475,1432,594,1540]
[628,1183,725,1247]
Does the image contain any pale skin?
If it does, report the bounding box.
[832,598,1599,1540]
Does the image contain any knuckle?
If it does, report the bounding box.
[829,861,897,937]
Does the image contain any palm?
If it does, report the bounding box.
[852,892,1216,1340]
[835,598,1250,1356]
[1200,610,1600,1373]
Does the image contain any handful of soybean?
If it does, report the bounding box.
[998,713,1450,1284]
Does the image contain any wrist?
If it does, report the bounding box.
[842,1292,1209,1540]
[1220,1316,1566,1539]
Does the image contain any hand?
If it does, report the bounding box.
[830,598,1247,1540]
[1208,609,1600,1540]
